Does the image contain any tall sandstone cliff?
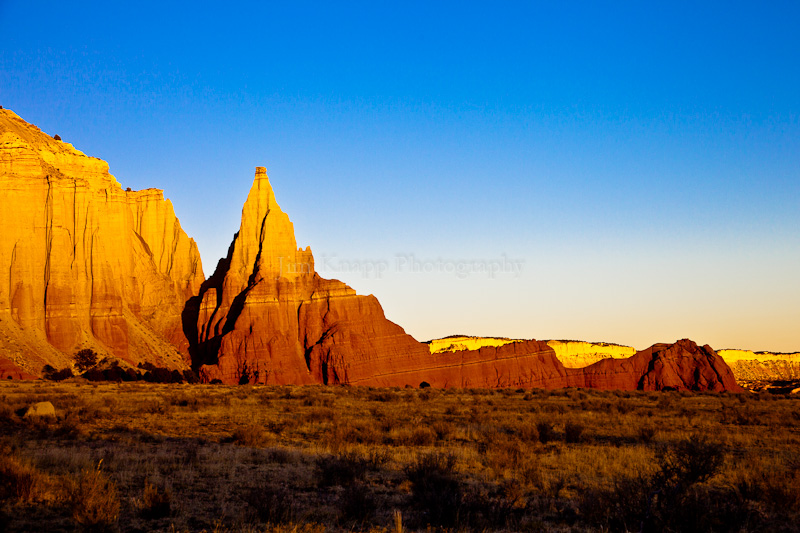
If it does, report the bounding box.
[0,109,203,375]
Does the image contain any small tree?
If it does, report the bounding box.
[74,349,98,373]
[41,364,56,379]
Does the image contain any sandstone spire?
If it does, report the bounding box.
[186,166,429,384]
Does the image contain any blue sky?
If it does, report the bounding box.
[2,1,798,350]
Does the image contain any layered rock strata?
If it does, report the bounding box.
[717,349,800,381]
[546,340,636,368]
[187,167,742,392]
[0,109,203,373]
[414,338,740,391]
[185,167,433,384]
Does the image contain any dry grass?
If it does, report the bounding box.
[0,381,798,531]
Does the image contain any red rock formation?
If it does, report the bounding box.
[0,109,204,374]
[573,339,743,391]
[0,110,744,392]
[0,355,37,380]
[353,338,742,391]
[187,167,742,392]
[185,167,432,384]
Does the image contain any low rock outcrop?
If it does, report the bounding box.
[416,338,740,391]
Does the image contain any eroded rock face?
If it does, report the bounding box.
[0,109,204,373]
[186,168,742,392]
[718,349,800,381]
[546,340,636,368]
[185,167,432,384]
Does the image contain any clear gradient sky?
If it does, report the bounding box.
[1,1,798,351]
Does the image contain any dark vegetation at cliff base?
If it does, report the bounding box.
[0,382,798,532]
[42,350,201,384]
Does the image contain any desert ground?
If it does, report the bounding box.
[1,381,799,532]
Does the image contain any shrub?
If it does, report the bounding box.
[74,349,98,373]
[406,426,437,446]
[405,452,462,528]
[564,421,584,443]
[536,420,555,444]
[339,482,376,523]
[71,463,120,530]
[481,438,522,476]
[657,434,725,486]
[139,479,171,519]
[637,425,657,443]
[46,368,74,381]
[431,420,453,441]
[241,482,296,524]
[315,451,368,487]
[368,390,399,402]
[232,425,269,447]
[365,448,390,470]
[580,472,652,530]
[0,452,38,501]
[329,421,381,447]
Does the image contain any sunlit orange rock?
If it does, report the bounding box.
[0,109,204,374]
[185,167,432,384]
[0,355,37,380]
[187,168,742,392]
[573,339,742,391]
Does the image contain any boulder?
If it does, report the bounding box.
[23,401,55,418]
